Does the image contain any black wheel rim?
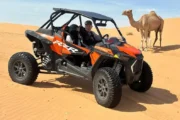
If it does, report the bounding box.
[13,61,27,79]
[97,78,108,99]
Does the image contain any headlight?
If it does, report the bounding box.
[114,54,119,58]
[130,59,143,74]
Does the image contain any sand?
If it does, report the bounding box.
[0,18,180,120]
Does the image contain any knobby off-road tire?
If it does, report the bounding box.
[129,61,153,92]
[8,52,39,85]
[93,67,122,108]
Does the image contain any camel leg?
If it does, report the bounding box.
[148,31,152,48]
[159,18,164,48]
[153,30,158,47]
[159,31,162,47]
[140,30,144,51]
[144,30,149,51]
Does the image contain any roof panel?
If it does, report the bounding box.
[53,8,113,21]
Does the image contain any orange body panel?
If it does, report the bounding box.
[73,44,90,54]
[50,35,71,55]
[94,46,113,55]
[117,43,141,58]
[37,32,71,55]
[90,52,101,65]
[90,46,115,65]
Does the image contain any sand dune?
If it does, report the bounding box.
[0,18,180,120]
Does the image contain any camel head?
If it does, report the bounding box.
[122,9,132,16]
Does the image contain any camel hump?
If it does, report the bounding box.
[149,11,157,15]
[149,11,163,21]
[149,11,158,17]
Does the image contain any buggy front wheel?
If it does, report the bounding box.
[93,67,122,108]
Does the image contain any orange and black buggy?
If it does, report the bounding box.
[8,8,153,108]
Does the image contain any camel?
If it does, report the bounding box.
[122,9,164,51]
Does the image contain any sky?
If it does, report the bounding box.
[0,0,180,28]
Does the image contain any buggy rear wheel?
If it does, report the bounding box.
[8,52,39,85]
[129,61,153,92]
[93,67,122,108]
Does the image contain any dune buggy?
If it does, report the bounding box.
[8,8,153,108]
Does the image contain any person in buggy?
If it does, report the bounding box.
[66,20,102,47]
[84,20,101,43]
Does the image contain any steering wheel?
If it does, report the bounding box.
[102,34,109,39]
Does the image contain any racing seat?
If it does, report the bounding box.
[66,24,82,46]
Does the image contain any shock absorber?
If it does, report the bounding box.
[42,53,52,69]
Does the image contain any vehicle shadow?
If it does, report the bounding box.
[152,44,180,53]
[33,76,93,94]
[114,86,178,112]
[33,76,178,112]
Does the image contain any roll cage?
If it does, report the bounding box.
[39,8,126,43]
